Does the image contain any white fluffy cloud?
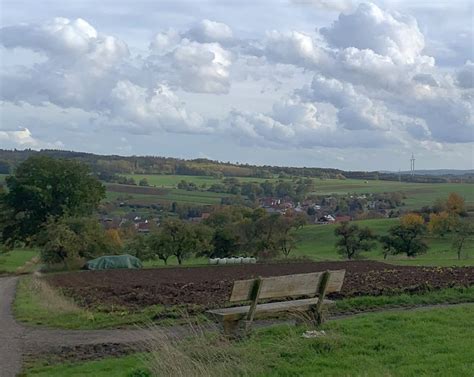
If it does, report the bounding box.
[0,128,39,147]
[0,17,216,135]
[0,127,63,149]
[105,80,206,134]
[321,2,425,63]
[147,21,233,94]
[185,19,233,44]
[262,30,327,67]
[0,3,472,153]
[230,2,473,148]
[0,17,129,109]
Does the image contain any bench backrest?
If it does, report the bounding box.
[229,270,345,302]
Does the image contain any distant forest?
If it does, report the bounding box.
[0,149,471,183]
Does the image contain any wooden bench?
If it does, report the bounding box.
[207,270,345,336]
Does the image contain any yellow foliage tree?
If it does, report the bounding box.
[446,193,465,215]
[400,213,424,228]
[105,228,123,250]
[428,211,458,236]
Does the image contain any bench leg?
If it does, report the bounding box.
[311,305,324,326]
[222,319,240,337]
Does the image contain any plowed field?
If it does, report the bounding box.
[47,261,474,310]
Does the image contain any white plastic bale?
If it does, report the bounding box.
[218,258,227,265]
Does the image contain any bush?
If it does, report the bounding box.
[36,216,117,268]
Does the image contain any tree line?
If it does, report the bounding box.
[335,193,472,261]
[2,148,468,183]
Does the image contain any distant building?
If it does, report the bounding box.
[316,214,336,224]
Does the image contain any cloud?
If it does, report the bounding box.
[105,80,206,134]
[0,17,129,110]
[225,96,401,149]
[148,21,234,94]
[185,19,233,44]
[291,0,354,12]
[0,127,63,149]
[0,5,472,151]
[262,30,327,67]
[0,17,216,135]
[240,2,473,146]
[320,2,424,63]
[457,60,474,89]
[171,41,232,94]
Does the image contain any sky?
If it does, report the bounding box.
[0,0,473,171]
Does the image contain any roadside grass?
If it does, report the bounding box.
[14,273,474,330]
[23,354,142,377]
[331,286,474,313]
[14,276,206,329]
[0,248,38,274]
[23,304,474,377]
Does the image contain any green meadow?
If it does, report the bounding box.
[122,174,474,209]
[0,248,38,273]
[24,304,474,377]
[294,219,474,266]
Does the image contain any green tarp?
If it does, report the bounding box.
[85,254,142,270]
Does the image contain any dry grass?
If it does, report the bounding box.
[137,319,256,377]
[16,256,40,274]
[27,274,90,316]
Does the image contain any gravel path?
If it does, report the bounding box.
[1,275,473,376]
[0,277,24,377]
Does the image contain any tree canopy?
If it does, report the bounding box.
[334,221,377,259]
[0,156,105,245]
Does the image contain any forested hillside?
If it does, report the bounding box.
[1,149,469,183]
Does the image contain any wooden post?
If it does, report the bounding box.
[244,277,263,334]
[311,270,331,326]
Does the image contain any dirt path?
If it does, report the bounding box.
[1,275,473,375]
[0,277,24,377]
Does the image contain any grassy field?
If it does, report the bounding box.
[293,219,474,266]
[122,174,474,210]
[0,248,38,274]
[105,186,230,205]
[141,218,474,267]
[24,304,474,376]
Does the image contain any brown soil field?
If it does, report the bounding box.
[47,261,474,311]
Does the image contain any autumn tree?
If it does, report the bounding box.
[380,214,428,257]
[334,222,377,260]
[445,192,466,216]
[105,229,123,250]
[428,211,457,237]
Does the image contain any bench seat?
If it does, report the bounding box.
[208,297,334,322]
